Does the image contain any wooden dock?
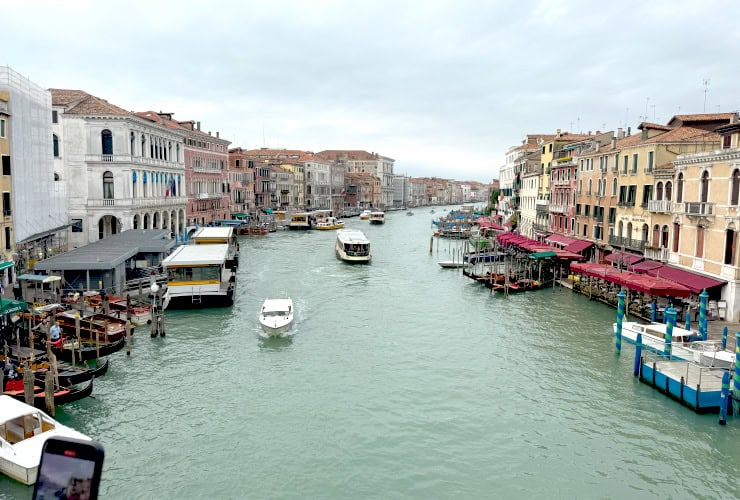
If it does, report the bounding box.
[639,355,732,414]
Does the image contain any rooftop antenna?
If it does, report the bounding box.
[262,124,266,148]
[625,107,630,128]
[651,104,656,122]
[645,97,650,121]
[702,78,711,112]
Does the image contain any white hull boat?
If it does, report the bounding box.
[0,396,92,485]
[335,229,371,263]
[259,298,294,336]
[613,321,734,367]
[438,261,467,268]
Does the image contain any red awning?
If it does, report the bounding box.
[646,265,726,294]
[545,234,577,247]
[605,251,643,266]
[565,239,593,254]
[570,262,691,297]
[629,259,664,273]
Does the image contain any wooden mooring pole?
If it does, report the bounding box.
[44,370,55,417]
[125,321,132,356]
[23,362,34,405]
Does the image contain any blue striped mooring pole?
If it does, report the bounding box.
[699,289,709,341]
[734,331,740,417]
[651,301,656,323]
[616,291,625,355]
[633,333,643,377]
[719,372,730,425]
[721,326,728,351]
[664,307,677,359]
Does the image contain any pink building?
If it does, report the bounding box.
[135,113,231,226]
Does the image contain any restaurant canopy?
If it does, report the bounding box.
[569,262,690,298]
[646,265,726,294]
[629,259,664,273]
[565,239,594,254]
[606,251,643,266]
[0,298,28,316]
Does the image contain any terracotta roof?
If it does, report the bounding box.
[638,122,672,131]
[642,126,719,144]
[668,113,736,124]
[315,150,378,161]
[50,88,129,116]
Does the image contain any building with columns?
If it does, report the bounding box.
[51,89,187,248]
[315,150,395,209]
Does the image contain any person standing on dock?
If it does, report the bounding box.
[50,320,61,342]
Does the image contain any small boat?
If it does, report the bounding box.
[55,309,127,342]
[314,217,345,230]
[0,395,92,485]
[369,211,385,224]
[335,229,371,263]
[359,210,372,220]
[50,337,126,362]
[406,211,414,216]
[4,379,94,410]
[259,298,294,336]
[463,251,506,264]
[80,293,152,326]
[438,261,467,269]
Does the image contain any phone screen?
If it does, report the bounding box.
[33,437,104,500]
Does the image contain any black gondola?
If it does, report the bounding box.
[4,379,94,409]
[51,337,125,362]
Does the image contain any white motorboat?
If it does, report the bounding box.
[359,210,372,220]
[438,261,467,268]
[0,396,91,485]
[369,211,385,224]
[259,298,294,336]
[613,321,734,367]
[335,229,371,263]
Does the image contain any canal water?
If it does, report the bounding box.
[3,208,739,499]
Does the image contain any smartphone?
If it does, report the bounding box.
[32,436,104,500]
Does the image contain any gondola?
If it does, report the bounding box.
[31,357,109,386]
[50,337,125,362]
[3,378,94,409]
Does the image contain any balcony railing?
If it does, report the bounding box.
[679,202,714,216]
[608,235,646,252]
[549,204,567,213]
[552,178,571,186]
[87,197,185,209]
[647,200,673,213]
[533,223,549,233]
[644,246,669,262]
[643,167,654,174]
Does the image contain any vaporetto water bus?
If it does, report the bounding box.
[335,229,371,263]
[289,212,313,230]
[191,226,239,268]
[161,244,236,309]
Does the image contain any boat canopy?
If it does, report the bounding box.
[162,244,229,267]
[17,274,62,283]
[0,395,41,422]
[528,251,557,260]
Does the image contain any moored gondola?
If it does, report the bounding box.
[50,337,125,362]
[3,378,94,409]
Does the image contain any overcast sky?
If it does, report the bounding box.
[3,0,739,182]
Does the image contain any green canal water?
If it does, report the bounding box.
[2,208,739,499]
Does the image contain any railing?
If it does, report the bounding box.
[552,178,570,186]
[533,223,549,233]
[608,235,646,252]
[548,204,567,213]
[644,167,653,174]
[681,202,714,216]
[647,200,673,213]
[86,154,184,169]
[644,246,669,262]
[87,197,185,209]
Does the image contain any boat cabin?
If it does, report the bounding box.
[369,211,385,224]
[289,213,312,230]
[161,244,235,308]
[191,227,239,268]
[630,323,694,343]
[0,397,55,444]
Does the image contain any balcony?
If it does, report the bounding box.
[647,200,673,213]
[608,235,646,252]
[86,154,182,169]
[533,223,549,233]
[679,202,714,217]
[197,192,223,200]
[552,178,571,186]
[87,197,185,209]
[549,204,567,214]
[643,167,654,174]
[644,246,669,262]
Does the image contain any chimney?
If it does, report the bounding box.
[617,127,624,139]
[556,128,561,136]
[588,130,592,135]
[216,131,220,138]
[611,136,617,149]
[627,126,631,136]
[208,131,211,136]
[197,121,201,131]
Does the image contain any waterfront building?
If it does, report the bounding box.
[393,174,411,208]
[304,158,332,210]
[135,113,230,227]
[315,150,395,209]
[345,172,379,209]
[0,90,13,285]
[498,136,544,224]
[409,178,426,207]
[281,162,304,210]
[670,114,740,319]
[50,89,187,248]
[271,165,295,210]
[227,148,255,214]
[330,162,345,215]
[1,68,67,276]
[519,161,542,238]
[549,132,613,248]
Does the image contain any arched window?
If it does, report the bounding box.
[700,171,709,203]
[696,225,705,258]
[168,142,172,162]
[652,224,661,247]
[612,178,617,196]
[724,228,737,265]
[627,222,633,239]
[103,171,114,199]
[130,132,135,155]
[677,173,684,203]
[588,179,592,194]
[618,221,624,237]
[176,143,180,162]
[665,181,672,201]
[641,224,649,242]
[53,134,59,157]
[661,225,669,248]
[141,134,146,157]
[132,171,137,199]
[101,129,113,155]
[731,169,740,205]
[656,182,663,201]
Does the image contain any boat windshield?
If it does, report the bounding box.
[263,310,288,317]
[1,412,51,444]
